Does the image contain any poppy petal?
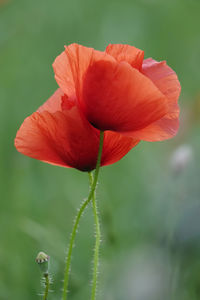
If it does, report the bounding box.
[142,58,181,108]
[102,131,139,166]
[126,117,179,141]
[106,44,144,70]
[37,88,63,113]
[82,59,168,133]
[127,59,181,141]
[53,43,115,101]
[15,107,100,171]
[37,88,76,113]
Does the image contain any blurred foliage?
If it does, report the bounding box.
[0,0,200,299]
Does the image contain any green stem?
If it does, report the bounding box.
[89,172,101,300]
[43,273,49,300]
[62,131,104,300]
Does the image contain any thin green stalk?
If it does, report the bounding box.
[62,131,104,300]
[89,172,101,300]
[43,274,49,300]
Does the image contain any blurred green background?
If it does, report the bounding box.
[1,0,200,299]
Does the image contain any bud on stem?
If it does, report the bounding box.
[36,252,50,300]
[36,251,50,275]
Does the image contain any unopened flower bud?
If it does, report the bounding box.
[36,251,50,275]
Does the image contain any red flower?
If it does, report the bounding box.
[53,43,180,141]
[15,43,180,171]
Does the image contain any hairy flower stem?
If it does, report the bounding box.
[62,131,104,300]
[43,273,49,300]
[89,172,101,300]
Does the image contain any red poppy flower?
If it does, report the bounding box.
[15,43,180,171]
[53,43,181,141]
[15,89,138,171]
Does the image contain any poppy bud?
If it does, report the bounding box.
[36,251,50,275]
